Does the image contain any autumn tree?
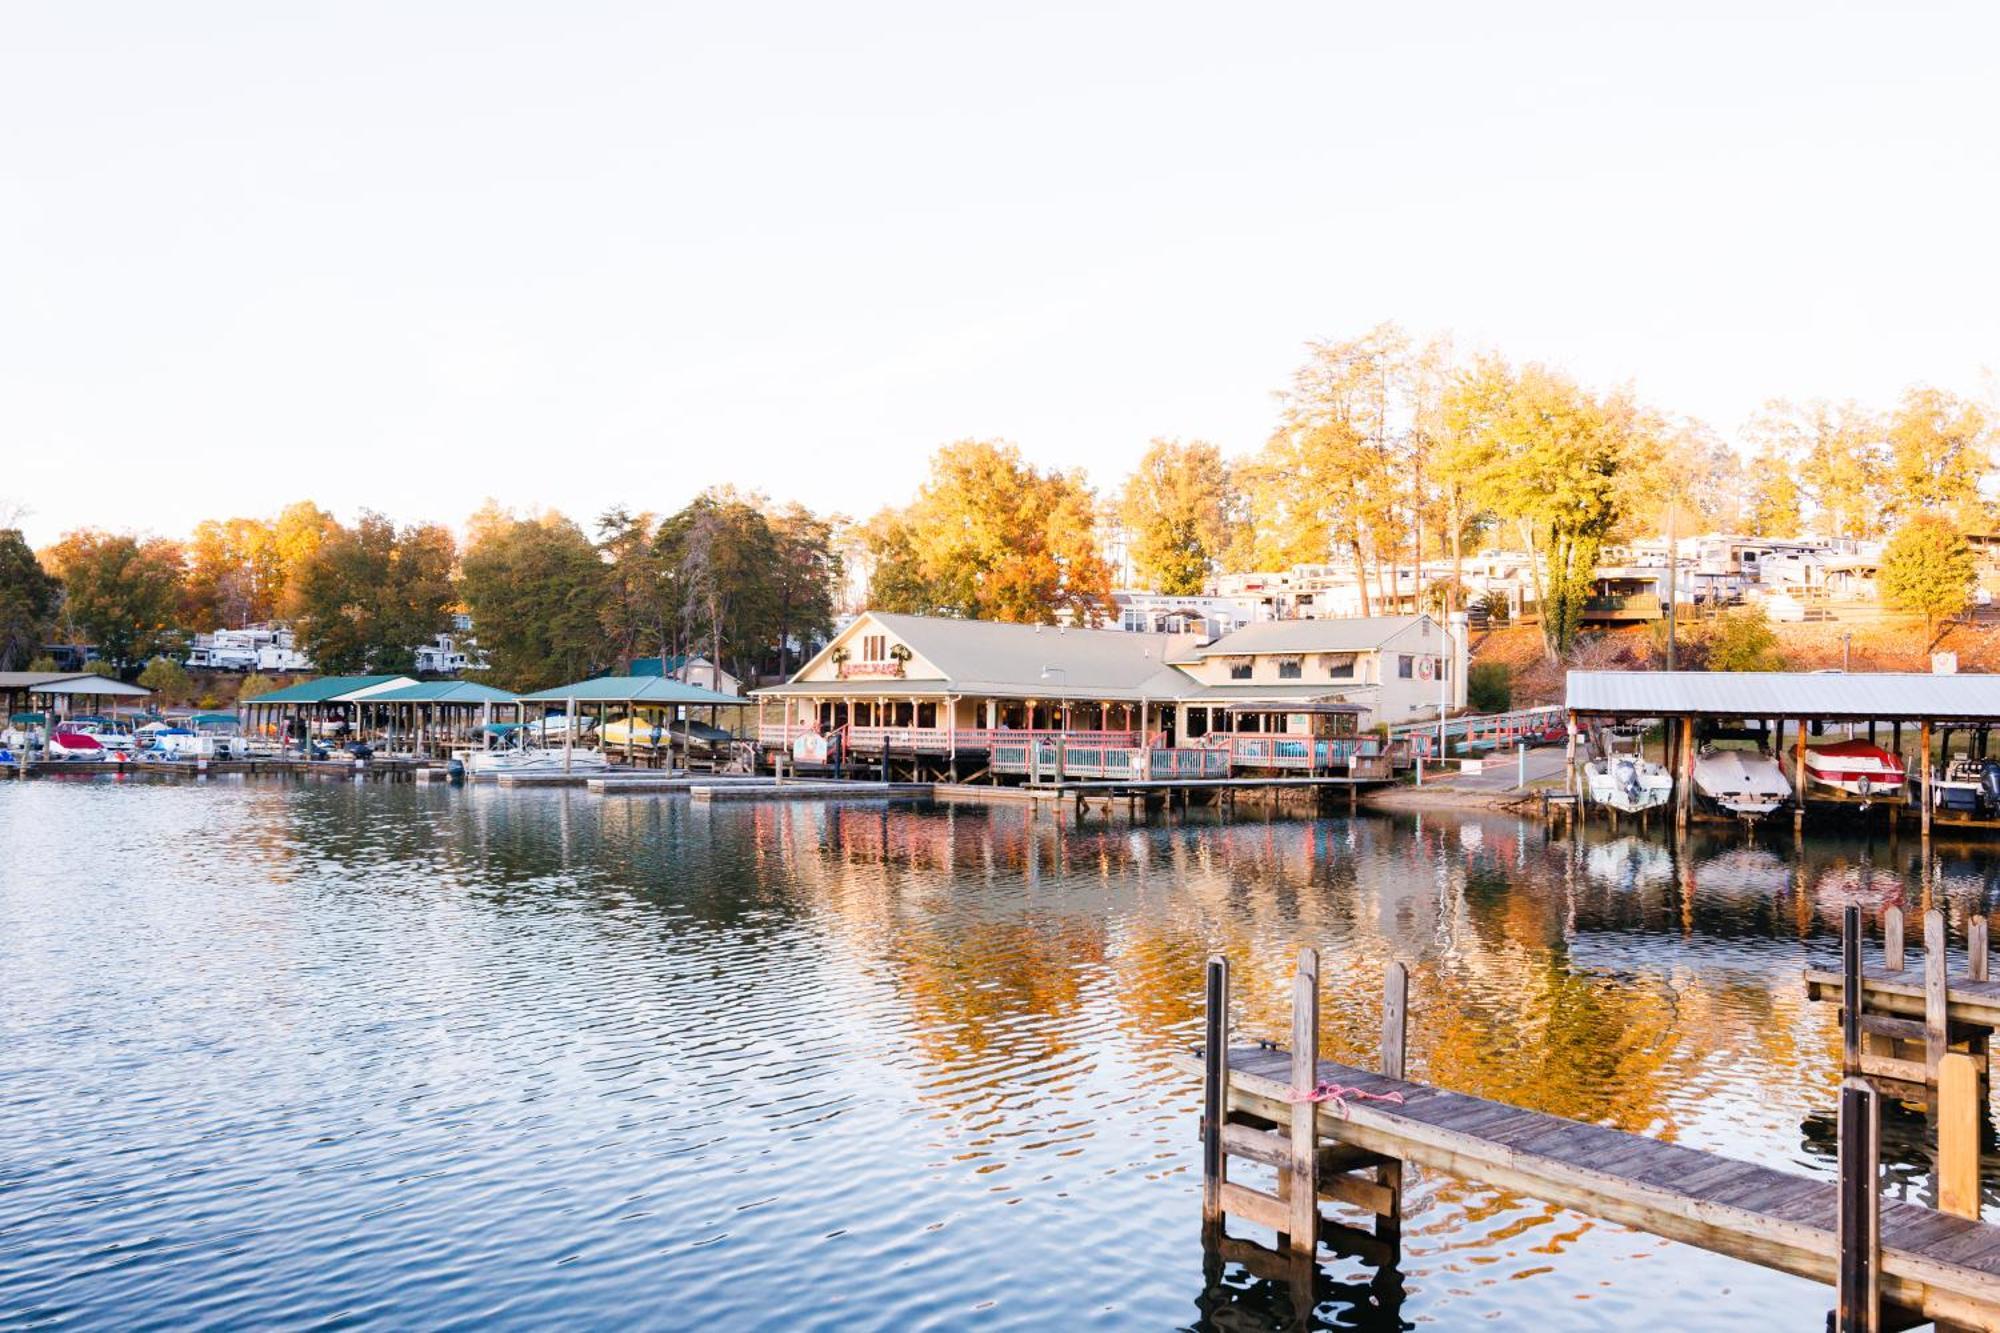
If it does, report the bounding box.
[270,501,338,620]
[1884,387,1991,529]
[0,529,59,671]
[40,530,186,668]
[595,507,664,668]
[292,512,456,674]
[660,488,779,681]
[137,656,194,703]
[1117,438,1239,594]
[1748,400,1885,540]
[1743,443,1803,537]
[1438,358,1628,658]
[1879,514,1977,644]
[182,516,284,629]
[767,503,840,677]
[460,509,611,691]
[863,441,1112,624]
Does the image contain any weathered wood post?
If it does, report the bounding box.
[1845,905,1864,1077]
[1795,719,1809,833]
[1972,916,1990,983]
[1378,962,1408,1248]
[1883,906,1905,973]
[1927,909,1950,1086]
[1837,1074,1882,1333]
[1676,716,1695,829]
[1287,947,1321,1257]
[1201,956,1229,1228]
[1922,720,1935,846]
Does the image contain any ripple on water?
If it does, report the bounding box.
[0,781,1986,1329]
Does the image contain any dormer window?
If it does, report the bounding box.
[1277,656,1303,680]
[1228,658,1252,681]
[1325,653,1356,680]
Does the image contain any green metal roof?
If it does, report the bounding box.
[517,675,748,706]
[241,675,410,705]
[363,680,518,704]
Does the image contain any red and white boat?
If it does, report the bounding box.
[46,728,107,760]
[1803,739,1906,800]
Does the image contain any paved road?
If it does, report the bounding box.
[1429,743,1569,792]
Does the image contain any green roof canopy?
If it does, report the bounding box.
[517,675,747,706]
[363,680,518,704]
[242,675,411,705]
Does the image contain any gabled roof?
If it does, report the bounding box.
[852,612,1189,694]
[517,675,748,706]
[362,680,518,704]
[22,675,153,698]
[1197,616,1431,657]
[242,675,412,705]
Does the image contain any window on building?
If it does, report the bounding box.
[1438,655,1449,681]
[1229,660,1252,681]
[1186,708,1209,739]
[1398,655,1414,679]
[1325,653,1356,679]
[862,634,886,662]
[1277,657,1302,680]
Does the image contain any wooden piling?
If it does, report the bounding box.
[1202,956,1228,1227]
[1884,906,1905,973]
[1973,917,1990,984]
[1288,947,1321,1256]
[1837,1076,1882,1333]
[1378,962,1407,1247]
[1928,909,1950,1084]
[1844,905,1864,1076]
[1940,1051,1981,1222]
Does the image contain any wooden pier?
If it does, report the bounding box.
[1805,906,1995,1093]
[1185,933,2000,1331]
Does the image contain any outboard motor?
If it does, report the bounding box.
[446,757,465,784]
[1981,761,2000,817]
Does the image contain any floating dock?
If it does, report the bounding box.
[688,780,932,803]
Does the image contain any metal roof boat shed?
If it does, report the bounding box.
[1566,669,2000,840]
[517,676,747,708]
[0,671,151,724]
[1567,671,2000,724]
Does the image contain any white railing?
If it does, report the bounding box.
[1387,704,1565,758]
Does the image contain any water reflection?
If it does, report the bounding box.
[1,780,1997,1329]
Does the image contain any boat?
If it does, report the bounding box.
[1933,757,2000,817]
[1582,735,1673,813]
[1692,746,1792,819]
[463,735,611,776]
[47,727,108,760]
[1803,739,1906,801]
[600,714,672,751]
[67,717,138,756]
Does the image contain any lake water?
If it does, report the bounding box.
[2,778,1996,1330]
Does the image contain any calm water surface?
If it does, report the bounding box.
[3,778,1999,1330]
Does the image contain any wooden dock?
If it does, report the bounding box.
[1187,939,2000,1331]
[687,780,932,803]
[1805,906,1996,1092]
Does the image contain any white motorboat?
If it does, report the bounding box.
[464,738,611,776]
[1582,735,1673,813]
[1692,746,1792,819]
[1933,757,2000,817]
[68,717,138,755]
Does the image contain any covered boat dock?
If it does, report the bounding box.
[1566,670,2000,838]
[516,675,753,771]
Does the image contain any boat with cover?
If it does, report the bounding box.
[1803,739,1906,800]
[1582,733,1674,813]
[1692,745,1792,819]
[47,727,108,760]
[464,735,611,776]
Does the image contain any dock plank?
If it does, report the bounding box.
[1182,1045,2000,1328]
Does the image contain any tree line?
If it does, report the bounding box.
[3,322,1990,682]
[0,490,841,692]
[857,324,1993,657]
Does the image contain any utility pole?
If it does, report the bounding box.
[1664,496,1678,671]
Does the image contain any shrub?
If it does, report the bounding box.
[1468,662,1512,712]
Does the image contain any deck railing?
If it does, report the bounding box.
[1386,704,1565,758]
[757,724,1140,755]
[990,741,1232,781]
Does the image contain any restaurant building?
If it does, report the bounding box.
[754,610,1467,772]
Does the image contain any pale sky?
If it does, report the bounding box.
[4,2,1997,547]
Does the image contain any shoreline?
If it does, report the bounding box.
[1362,781,1552,813]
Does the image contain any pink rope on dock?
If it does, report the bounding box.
[1286,1081,1405,1118]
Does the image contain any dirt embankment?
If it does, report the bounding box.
[1469,615,2000,707]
